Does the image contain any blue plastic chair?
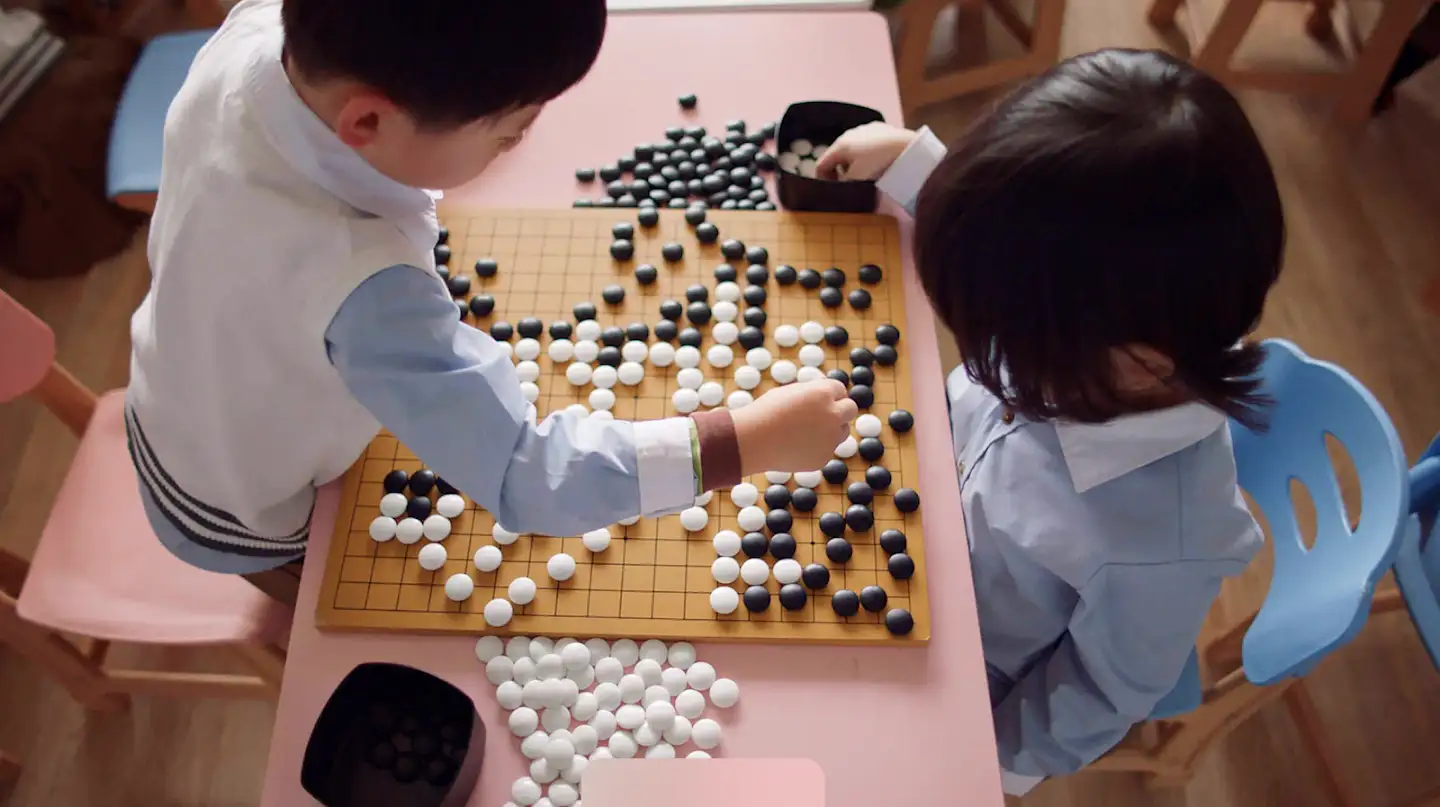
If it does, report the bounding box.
[1393,434,1440,669]
[106,29,214,212]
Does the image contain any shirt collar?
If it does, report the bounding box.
[1054,402,1228,493]
[241,27,441,245]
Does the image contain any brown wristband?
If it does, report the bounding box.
[690,409,742,490]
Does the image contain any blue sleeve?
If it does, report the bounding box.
[325,265,699,536]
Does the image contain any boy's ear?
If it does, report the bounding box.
[333,91,396,148]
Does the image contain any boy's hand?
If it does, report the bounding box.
[730,380,859,474]
[815,123,919,181]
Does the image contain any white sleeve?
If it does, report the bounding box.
[875,126,948,216]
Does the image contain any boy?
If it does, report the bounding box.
[818,49,1281,784]
[127,0,856,606]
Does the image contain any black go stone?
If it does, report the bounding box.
[745,245,769,265]
[446,275,470,297]
[659,299,684,321]
[832,589,861,617]
[685,284,709,303]
[738,325,765,349]
[727,186,747,201]
[654,320,678,342]
[850,385,875,409]
[766,509,793,534]
[894,488,921,513]
[412,731,440,757]
[649,190,671,205]
[720,200,737,210]
[750,175,766,191]
[692,152,709,165]
[638,207,660,227]
[617,195,638,208]
[490,322,514,341]
[601,327,625,347]
[824,325,849,347]
[392,753,421,783]
[725,119,746,133]
[437,265,449,280]
[368,740,398,771]
[768,532,797,560]
[879,529,907,555]
[742,308,767,329]
[474,258,498,277]
[886,609,915,636]
[703,174,726,194]
[802,563,831,590]
[435,228,449,246]
[635,264,658,285]
[469,294,495,317]
[847,482,874,505]
[383,469,409,493]
[720,239,746,260]
[665,126,684,142]
[434,244,451,265]
[517,318,543,339]
[695,222,720,244]
[595,197,616,207]
[424,758,458,787]
[687,179,704,196]
[848,289,872,310]
[741,532,769,558]
[748,189,769,204]
[574,199,593,208]
[825,539,851,569]
[685,125,706,139]
[602,284,625,305]
[669,198,690,209]
[634,163,654,179]
[597,346,622,367]
[678,137,698,151]
[744,585,771,613]
[630,179,650,195]
[407,496,432,520]
[798,268,822,289]
[746,130,767,147]
[610,240,634,260]
[704,138,726,159]
[764,484,792,510]
[876,324,901,346]
[668,180,688,197]
[874,345,899,367]
[730,167,753,185]
[671,148,689,161]
[607,180,627,199]
[779,584,807,611]
[819,512,846,537]
[618,156,637,172]
[822,459,849,485]
[648,174,667,190]
[435,477,458,497]
[600,164,622,181]
[612,222,635,240]
[860,586,888,613]
[866,465,893,490]
[456,300,467,320]
[845,504,874,532]
[822,267,846,287]
[850,366,876,387]
[745,264,769,285]
[775,265,797,285]
[888,553,915,580]
[713,263,738,282]
[858,437,885,462]
[743,285,767,306]
[635,143,656,161]
[790,487,818,512]
[737,200,756,210]
[827,368,851,386]
[651,152,670,167]
[730,149,753,167]
[678,327,703,348]
[625,322,650,341]
[756,151,777,171]
[889,409,915,432]
[850,347,875,367]
[685,207,707,225]
[662,243,685,262]
[677,162,697,181]
[819,287,843,308]
[859,263,883,284]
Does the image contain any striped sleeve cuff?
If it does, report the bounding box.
[875,126,947,215]
[633,417,702,516]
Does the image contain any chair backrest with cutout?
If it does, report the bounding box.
[0,288,57,404]
[1232,339,1408,685]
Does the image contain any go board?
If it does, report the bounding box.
[316,208,930,645]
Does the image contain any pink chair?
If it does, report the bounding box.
[0,288,288,708]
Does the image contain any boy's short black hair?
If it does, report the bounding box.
[914,48,1284,428]
[282,0,607,128]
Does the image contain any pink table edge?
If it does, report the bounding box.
[262,11,1002,807]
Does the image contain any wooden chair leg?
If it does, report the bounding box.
[1029,0,1066,67]
[230,641,286,695]
[0,750,20,795]
[0,594,127,712]
[0,549,28,598]
[896,0,950,120]
[1148,0,1185,29]
[1332,0,1432,123]
[1193,0,1264,79]
[986,0,1034,47]
[1284,683,1361,807]
[1306,0,1337,41]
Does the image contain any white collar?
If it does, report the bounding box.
[241,30,441,247]
[1054,403,1227,493]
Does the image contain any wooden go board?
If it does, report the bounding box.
[316,208,930,645]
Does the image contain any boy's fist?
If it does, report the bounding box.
[815,122,919,182]
[730,380,859,474]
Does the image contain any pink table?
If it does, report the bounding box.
[261,11,1002,807]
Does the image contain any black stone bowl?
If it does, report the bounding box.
[776,100,886,213]
[302,663,484,807]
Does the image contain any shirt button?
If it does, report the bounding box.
[957,460,966,476]
[1002,410,1015,424]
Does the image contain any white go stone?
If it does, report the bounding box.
[713,301,739,323]
[706,344,734,368]
[797,366,824,383]
[616,703,645,731]
[379,493,407,518]
[737,505,766,532]
[516,338,541,361]
[677,367,704,389]
[622,340,648,363]
[698,381,725,407]
[618,361,645,386]
[396,518,424,544]
[774,324,800,347]
[634,658,664,687]
[814,144,830,159]
[530,758,558,784]
[548,339,575,362]
[746,347,773,370]
[688,750,712,759]
[673,388,700,413]
[778,151,802,172]
[512,777,543,806]
[709,678,740,708]
[740,557,770,586]
[661,665,688,696]
[695,491,713,506]
[680,506,709,532]
[545,736,576,769]
[711,556,740,584]
[675,345,702,368]
[594,661,622,687]
[591,708,619,740]
[685,661,717,690]
[423,514,451,541]
[675,688,707,719]
[495,342,513,360]
[585,638,611,664]
[856,413,883,437]
[536,652,563,679]
[799,158,818,178]
[619,674,645,704]
[594,682,622,714]
[667,641,696,670]
[417,543,447,570]
[715,281,741,302]
[710,586,740,614]
[576,320,602,342]
[774,558,803,585]
[798,344,826,367]
[649,342,676,367]
[794,470,824,488]
[712,530,741,556]
[445,573,475,601]
[611,639,641,667]
[548,783,579,807]
[516,360,541,383]
[369,516,396,542]
[476,635,504,662]
[436,493,465,518]
[645,742,676,759]
[572,692,599,724]
[640,639,667,663]
[547,553,577,582]
[582,528,611,552]
[566,363,593,386]
[474,545,502,572]
[770,360,798,384]
[589,388,616,411]
[592,365,618,389]
[562,642,591,671]
[507,637,531,661]
[497,680,525,710]
[509,706,539,736]
[664,715,693,745]
[835,435,858,458]
[712,321,739,345]
[692,718,723,749]
[765,470,792,483]
[493,525,521,545]
[791,138,814,156]
[542,706,571,733]
[645,699,676,730]
[520,382,540,403]
[563,755,589,784]
[513,657,537,686]
[590,747,614,763]
[800,321,825,344]
[521,730,549,759]
[730,483,759,508]
[591,410,614,421]
[568,664,595,690]
[734,365,761,390]
[571,723,599,755]
[573,339,599,363]
[565,403,588,417]
[727,390,754,408]
[558,678,580,707]
[607,730,637,759]
[509,576,538,605]
[488,656,516,686]
[619,513,642,525]
[642,685,670,710]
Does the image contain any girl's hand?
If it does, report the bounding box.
[814,123,919,181]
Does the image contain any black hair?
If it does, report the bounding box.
[913,48,1285,427]
[282,0,607,128]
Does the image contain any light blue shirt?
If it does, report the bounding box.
[880,129,1263,777]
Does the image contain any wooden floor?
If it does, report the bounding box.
[2,1,1440,805]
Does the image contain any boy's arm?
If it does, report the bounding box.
[874,126,947,217]
[324,265,741,536]
[992,562,1227,777]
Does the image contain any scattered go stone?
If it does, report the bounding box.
[879,528,907,555]
[866,465,893,490]
[790,487,817,512]
[797,268,822,289]
[850,385,875,410]
[490,322,514,341]
[819,287,843,308]
[613,221,635,240]
[685,207,707,225]
[889,409,915,432]
[801,563,831,590]
[611,239,634,260]
[469,294,495,317]
[475,258,499,277]
[720,239,746,260]
[894,488,921,513]
[678,93,698,109]
[517,318,543,339]
[576,167,596,182]
[860,585,888,613]
[886,608,915,636]
[635,264,658,285]
[848,288,872,310]
[638,207,660,227]
[832,589,860,617]
[825,537,853,563]
[874,344,899,366]
[822,267,846,287]
[662,243,685,262]
[696,222,719,243]
[888,553,915,580]
[602,284,625,305]
[858,263,883,284]
[775,264,797,285]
